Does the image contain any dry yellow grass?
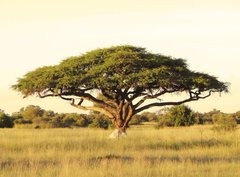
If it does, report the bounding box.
[0,125,240,177]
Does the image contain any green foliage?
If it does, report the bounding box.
[75,118,89,127]
[157,105,195,128]
[156,117,175,128]
[0,111,14,128]
[193,112,204,124]
[20,105,44,120]
[212,113,237,131]
[62,113,89,127]
[12,45,229,130]
[88,118,109,129]
[42,110,55,119]
[12,106,112,129]
[233,111,240,124]
[13,45,228,100]
[88,113,112,129]
[138,112,158,122]
[14,119,32,124]
[201,109,221,124]
[129,115,142,125]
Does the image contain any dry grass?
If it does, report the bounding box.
[0,125,240,177]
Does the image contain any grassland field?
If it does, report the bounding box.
[0,124,240,177]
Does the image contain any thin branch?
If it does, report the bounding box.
[38,90,117,116]
[78,98,84,105]
[101,88,115,100]
[38,92,58,98]
[135,90,213,114]
[133,88,180,108]
[59,95,73,101]
[75,92,114,108]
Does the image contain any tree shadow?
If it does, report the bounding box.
[145,156,240,164]
[89,154,134,164]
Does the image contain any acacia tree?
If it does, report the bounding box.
[12,45,228,134]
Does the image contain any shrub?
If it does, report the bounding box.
[139,112,158,122]
[212,113,237,131]
[14,119,32,124]
[0,112,14,128]
[202,109,221,124]
[50,114,65,128]
[75,118,89,127]
[155,117,175,128]
[88,117,109,129]
[193,112,204,124]
[63,117,76,127]
[129,115,142,125]
[157,105,195,128]
[20,105,44,120]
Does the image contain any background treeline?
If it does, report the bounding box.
[0,105,240,130]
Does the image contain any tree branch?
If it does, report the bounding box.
[38,90,117,116]
[123,102,134,128]
[37,92,58,98]
[70,103,115,119]
[135,90,213,114]
[133,88,181,108]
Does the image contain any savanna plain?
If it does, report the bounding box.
[1,125,240,177]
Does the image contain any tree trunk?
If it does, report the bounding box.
[108,128,127,139]
[108,106,133,138]
[109,117,128,138]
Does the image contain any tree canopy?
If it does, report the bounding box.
[12,45,228,132]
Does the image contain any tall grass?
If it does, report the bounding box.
[0,126,240,177]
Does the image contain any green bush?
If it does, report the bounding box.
[13,110,93,128]
[63,117,76,127]
[75,118,89,127]
[157,105,195,128]
[20,105,44,120]
[193,112,204,124]
[14,119,32,124]
[155,117,175,128]
[139,112,158,122]
[0,111,14,128]
[212,113,237,131]
[129,115,142,125]
[88,117,109,129]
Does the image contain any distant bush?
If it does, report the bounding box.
[212,113,237,131]
[20,105,44,120]
[156,105,195,128]
[129,115,142,125]
[201,109,221,124]
[233,111,240,124]
[88,118,109,129]
[138,112,158,122]
[11,105,240,130]
[0,111,14,128]
[62,113,89,128]
[12,106,94,129]
[156,117,175,128]
[14,119,32,124]
[75,118,89,127]
[193,112,204,124]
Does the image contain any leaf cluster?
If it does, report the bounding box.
[12,45,228,99]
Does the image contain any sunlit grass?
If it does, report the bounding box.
[0,126,240,177]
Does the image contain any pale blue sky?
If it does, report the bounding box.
[0,0,240,114]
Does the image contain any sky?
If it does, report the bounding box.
[0,0,240,114]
